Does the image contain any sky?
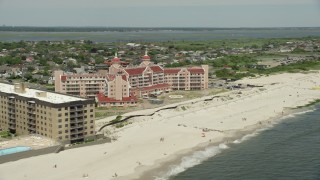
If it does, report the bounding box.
[0,0,320,27]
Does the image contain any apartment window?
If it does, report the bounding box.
[58,119,62,123]
[90,109,93,112]
[58,108,61,111]
[58,125,62,128]
[65,124,68,127]
[65,130,68,133]
[65,113,68,116]
[65,135,69,138]
[65,107,68,110]
[58,113,62,117]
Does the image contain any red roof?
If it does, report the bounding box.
[187,68,204,74]
[112,57,121,63]
[104,60,129,67]
[106,74,115,81]
[164,68,181,74]
[124,67,146,75]
[106,74,127,81]
[150,66,163,73]
[141,83,170,91]
[142,55,150,60]
[96,93,137,103]
[122,75,127,81]
[61,75,67,81]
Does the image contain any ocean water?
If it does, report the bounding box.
[159,105,320,180]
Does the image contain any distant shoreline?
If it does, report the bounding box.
[1,28,320,42]
[1,27,320,32]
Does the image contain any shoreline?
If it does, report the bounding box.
[0,72,319,180]
[128,106,313,180]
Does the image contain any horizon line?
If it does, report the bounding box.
[1,26,320,29]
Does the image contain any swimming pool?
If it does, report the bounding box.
[0,146,32,156]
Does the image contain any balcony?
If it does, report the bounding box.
[28,120,36,125]
[70,107,83,112]
[70,123,84,129]
[9,119,16,124]
[8,110,15,114]
[9,124,16,130]
[27,111,36,115]
[70,134,84,140]
[70,113,84,118]
[70,118,84,124]
[28,125,36,130]
[28,115,36,120]
[28,129,36,134]
[70,129,79,135]
[8,101,15,105]
[71,128,84,134]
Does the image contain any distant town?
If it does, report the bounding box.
[0,37,319,89]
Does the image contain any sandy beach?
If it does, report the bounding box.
[0,72,320,180]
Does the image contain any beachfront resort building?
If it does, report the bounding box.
[55,69,138,108]
[0,83,95,143]
[54,70,109,98]
[54,52,209,107]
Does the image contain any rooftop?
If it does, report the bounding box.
[0,83,87,104]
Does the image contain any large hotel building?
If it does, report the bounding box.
[55,52,209,107]
[0,83,95,143]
